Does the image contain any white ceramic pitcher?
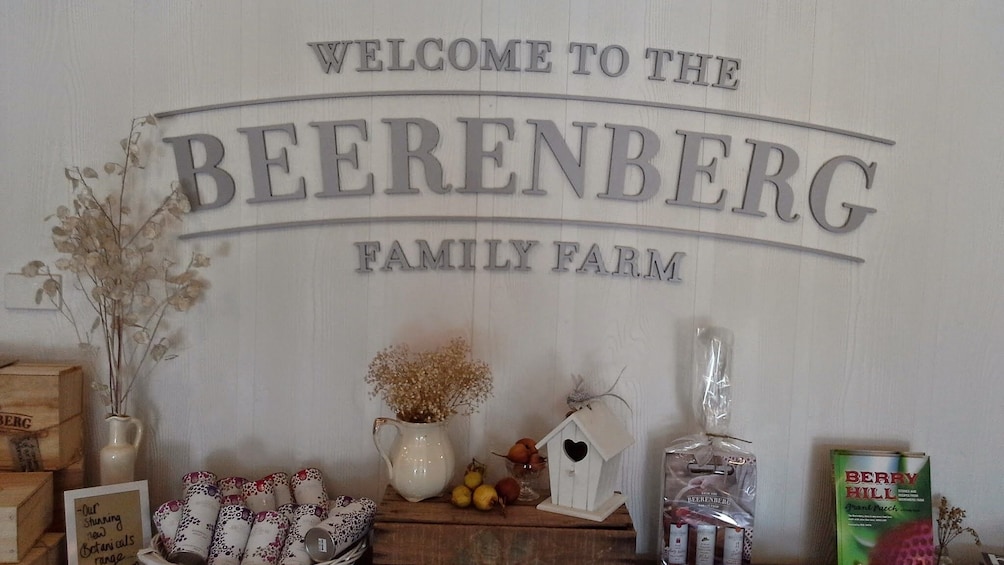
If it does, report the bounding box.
[372,417,455,502]
[100,414,144,485]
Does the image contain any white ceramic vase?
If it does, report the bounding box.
[372,417,455,502]
[100,415,144,485]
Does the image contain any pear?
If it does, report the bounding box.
[472,484,499,511]
[495,477,520,505]
[464,458,486,489]
[451,484,473,508]
[515,437,539,454]
[506,443,531,464]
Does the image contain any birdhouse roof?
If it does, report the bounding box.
[537,401,634,461]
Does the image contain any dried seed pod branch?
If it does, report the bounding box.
[23,116,210,416]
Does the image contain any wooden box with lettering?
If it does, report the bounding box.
[372,486,640,564]
[0,363,84,471]
[0,472,54,563]
[13,533,64,565]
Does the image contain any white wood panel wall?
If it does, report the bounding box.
[2,2,1002,562]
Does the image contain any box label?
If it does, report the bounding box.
[4,435,42,471]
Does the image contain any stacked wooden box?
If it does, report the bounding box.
[46,456,85,532]
[371,486,641,564]
[11,534,65,565]
[0,473,55,563]
[0,363,85,563]
[0,363,84,472]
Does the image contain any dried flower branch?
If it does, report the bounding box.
[22,115,209,416]
[936,496,982,562]
[365,337,493,423]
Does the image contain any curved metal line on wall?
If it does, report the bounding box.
[178,215,865,264]
[154,90,895,146]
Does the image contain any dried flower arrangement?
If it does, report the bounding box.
[22,115,209,417]
[365,337,493,423]
[936,496,982,563]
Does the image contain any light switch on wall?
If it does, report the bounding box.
[4,272,61,310]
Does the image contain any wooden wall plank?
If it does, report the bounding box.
[1,2,1003,562]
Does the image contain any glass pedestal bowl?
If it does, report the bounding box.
[505,458,547,502]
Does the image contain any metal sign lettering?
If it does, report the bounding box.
[153,37,894,273]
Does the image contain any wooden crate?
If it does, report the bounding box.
[372,487,639,564]
[13,533,63,565]
[0,472,54,563]
[50,458,85,532]
[0,364,84,471]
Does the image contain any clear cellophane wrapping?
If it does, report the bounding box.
[660,327,756,565]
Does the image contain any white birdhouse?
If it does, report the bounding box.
[535,401,634,521]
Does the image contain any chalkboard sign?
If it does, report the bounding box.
[65,481,151,565]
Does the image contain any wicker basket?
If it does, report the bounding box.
[136,534,368,565]
[136,535,170,565]
[313,536,369,565]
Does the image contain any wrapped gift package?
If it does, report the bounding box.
[0,363,84,471]
[660,328,757,565]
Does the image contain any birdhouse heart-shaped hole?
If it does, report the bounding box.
[563,439,588,462]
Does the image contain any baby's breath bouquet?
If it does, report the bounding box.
[936,496,981,563]
[22,116,209,417]
[365,337,493,423]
